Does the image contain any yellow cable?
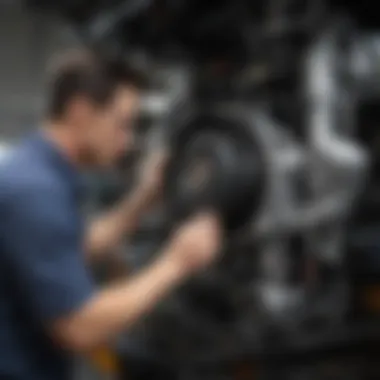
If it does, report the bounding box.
[87,347,120,375]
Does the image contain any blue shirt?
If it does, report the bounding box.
[0,133,95,380]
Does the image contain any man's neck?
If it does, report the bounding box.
[41,122,82,168]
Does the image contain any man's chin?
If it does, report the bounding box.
[95,152,129,170]
[103,155,126,169]
[98,159,117,170]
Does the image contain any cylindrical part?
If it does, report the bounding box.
[351,34,380,99]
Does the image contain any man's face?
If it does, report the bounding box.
[78,86,140,168]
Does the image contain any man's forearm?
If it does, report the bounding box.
[85,189,148,260]
[53,253,184,352]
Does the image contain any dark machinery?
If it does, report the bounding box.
[27,0,380,379]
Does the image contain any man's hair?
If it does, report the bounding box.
[46,50,147,119]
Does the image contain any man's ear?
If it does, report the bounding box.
[67,96,94,127]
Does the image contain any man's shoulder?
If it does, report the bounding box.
[0,141,62,203]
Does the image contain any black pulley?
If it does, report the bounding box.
[164,112,264,231]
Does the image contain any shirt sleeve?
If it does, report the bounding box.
[1,182,95,322]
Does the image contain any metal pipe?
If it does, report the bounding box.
[304,25,368,264]
[304,25,367,201]
[351,33,380,99]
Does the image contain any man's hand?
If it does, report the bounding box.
[162,211,223,277]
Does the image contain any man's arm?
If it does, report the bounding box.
[85,189,148,261]
[53,252,184,351]
[85,151,166,261]
[2,183,221,352]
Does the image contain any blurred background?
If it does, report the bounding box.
[0,1,75,138]
[3,1,380,379]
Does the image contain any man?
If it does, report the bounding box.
[0,51,222,380]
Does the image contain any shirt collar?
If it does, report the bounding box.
[31,131,85,201]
